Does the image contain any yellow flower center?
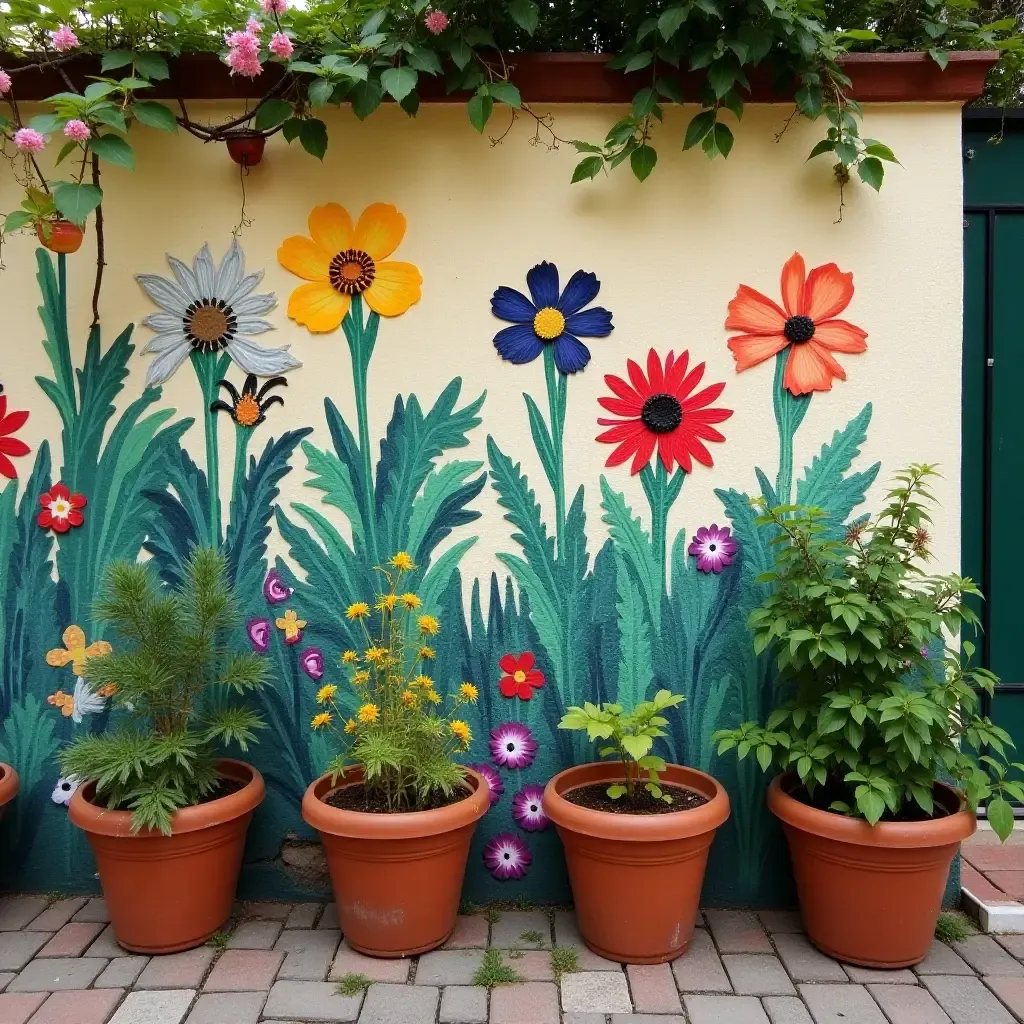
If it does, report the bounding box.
[235,393,261,427]
[513,670,527,683]
[51,499,69,516]
[533,306,565,340]
[329,248,376,295]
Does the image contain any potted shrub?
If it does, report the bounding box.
[64,548,269,954]
[300,552,489,958]
[4,188,85,254]
[713,464,1021,968]
[543,691,731,964]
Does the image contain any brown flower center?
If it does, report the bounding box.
[234,393,261,427]
[184,300,236,352]
[329,248,376,295]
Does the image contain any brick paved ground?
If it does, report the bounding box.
[0,894,1018,1023]
[963,827,1024,905]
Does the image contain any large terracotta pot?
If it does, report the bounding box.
[768,773,976,968]
[302,766,490,957]
[0,763,20,819]
[543,762,731,964]
[69,758,265,954]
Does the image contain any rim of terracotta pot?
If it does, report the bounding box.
[768,773,977,848]
[543,762,731,841]
[0,763,20,805]
[68,758,265,838]
[301,765,490,839]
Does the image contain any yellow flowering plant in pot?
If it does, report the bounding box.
[300,552,490,957]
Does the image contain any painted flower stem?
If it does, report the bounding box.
[773,349,811,504]
[229,422,252,526]
[192,351,228,546]
[640,460,686,592]
[542,345,567,555]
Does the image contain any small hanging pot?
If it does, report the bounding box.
[36,219,84,254]
[225,132,265,167]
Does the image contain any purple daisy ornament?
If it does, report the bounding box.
[483,832,532,880]
[300,647,324,681]
[688,523,738,574]
[467,763,504,807]
[247,617,271,653]
[489,722,538,770]
[511,784,549,832]
[263,569,293,604]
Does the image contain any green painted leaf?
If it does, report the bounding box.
[613,552,653,710]
[599,476,660,625]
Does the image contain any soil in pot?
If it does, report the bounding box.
[325,782,468,813]
[564,782,708,815]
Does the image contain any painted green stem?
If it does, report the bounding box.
[230,422,252,525]
[772,349,811,504]
[640,460,686,595]
[192,352,224,546]
[542,346,567,557]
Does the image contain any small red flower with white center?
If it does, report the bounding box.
[498,652,545,700]
[37,483,87,533]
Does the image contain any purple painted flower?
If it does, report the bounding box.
[688,523,737,574]
[467,763,504,807]
[264,568,293,604]
[483,832,532,880]
[247,617,271,653]
[511,784,549,832]
[300,647,324,681]
[489,722,538,770]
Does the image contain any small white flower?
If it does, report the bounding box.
[136,241,301,387]
[51,775,82,806]
[70,677,106,723]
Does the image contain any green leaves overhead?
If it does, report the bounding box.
[52,182,103,225]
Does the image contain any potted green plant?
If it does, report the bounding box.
[713,464,1020,968]
[64,548,268,954]
[300,552,490,958]
[543,691,731,964]
[5,188,85,254]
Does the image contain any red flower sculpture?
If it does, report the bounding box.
[37,483,87,533]
[597,349,732,475]
[0,390,30,480]
[725,252,867,396]
[499,652,545,700]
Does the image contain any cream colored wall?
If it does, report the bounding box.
[0,101,964,590]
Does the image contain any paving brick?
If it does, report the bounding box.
[318,905,339,931]
[240,902,292,922]
[671,927,731,992]
[225,920,282,950]
[414,950,483,986]
[553,912,582,949]
[439,985,487,1023]
[985,976,1024,1020]
[610,1017,686,1024]
[0,975,14,993]
[136,949,214,990]
[489,912,551,950]
[962,866,1008,902]
[684,994,772,1024]
[107,990,195,1024]
[85,925,129,960]
[95,957,149,989]
[773,934,847,983]
[0,935,53,972]
[0,900,49,933]
[357,983,437,1024]
[627,962,682,1013]
[868,984,952,1024]
[921,975,1016,1024]
[36,922,105,958]
[0,993,46,1024]
[27,989,123,1024]
[284,904,320,930]
[986,872,1024,899]
[503,951,552,981]
[443,916,489,950]
[23,902,85,934]
[764,995,815,1024]
[263,980,361,1022]
[962,845,1024,872]
[70,900,108,924]
[759,911,804,934]
[562,1016,604,1024]
[799,984,888,1024]
[722,955,797,996]
[995,935,1024,959]
[276,929,341,982]
[561,971,631,1013]
[203,949,283,992]
[953,937,1024,977]
[182,991,266,1024]
[845,965,918,984]
[914,943,975,977]
[328,941,409,984]
[705,911,773,954]
[8,958,107,992]
[488,982,558,1024]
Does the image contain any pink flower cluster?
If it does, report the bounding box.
[269,32,293,58]
[49,25,79,51]
[225,27,263,78]
[63,119,90,143]
[424,8,449,34]
[261,0,288,13]
[0,69,11,95]
[14,127,46,154]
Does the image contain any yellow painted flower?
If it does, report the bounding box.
[401,690,417,707]
[316,684,338,705]
[390,551,415,571]
[410,674,433,689]
[344,718,357,734]
[375,593,398,612]
[399,592,422,610]
[364,646,387,663]
[450,720,472,746]
[46,625,112,676]
[346,602,370,620]
[353,670,370,686]
[47,689,73,716]
[417,614,440,636]
[279,203,423,332]
[342,650,359,664]
[275,609,307,643]
[424,687,442,705]
[459,682,479,702]
[311,711,333,729]
[418,645,436,660]
[358,702,379,724]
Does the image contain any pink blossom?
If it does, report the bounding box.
[424,9,449,34]
[225,28,263,78]
[0,70,11,95]
[63,119,90,143]
[269,31,293,58]
[14,127,46,153]
[49,25,80,51]
[261,0,288,12]
[225,30,261,57]
[246,17,262,33]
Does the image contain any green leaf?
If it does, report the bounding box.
[89,134,135,168]
[572,155,604,182]
[281,117,304,143]
[254,98,294,131]
[840,29,881,40]
[381,66,418,102]
[703,121,734,159]
[101,50,135,72]
[858,156,884,191]
[307,78,335,107]
[299,118,328,159]
[133,52,170,81]
[621,734,654,761]
[756,744,773,771]
[507,0,539,35]
[3,210,33,232]
[658,6,689,39]
[90,105,128,132]
[29,113,63,134]
[865,142,898,163]
[606,784,627,800]
[118,77,153,92]
[52,181,103,225]
[407,47,443,75]
[655,76,685,103]
[929,48,949,70]
[467,93,493,133]
[624,51,653,73]
[683,109,715,150]
[630,144,657,181]
[807,139,835,160]
[449,39,473,70]
[989,797,1014,840]
[488,81,522,108]
[131,100,177,132]
[351,79,384,120]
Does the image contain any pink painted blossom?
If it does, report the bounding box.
[0,70,11,95]
[246,17,262,33]
[49,25,79,51]
[63,119,90,143]
[261,0,288,13]
[14,127,45,153]
[424,8,449,34]
[269,31,293,59]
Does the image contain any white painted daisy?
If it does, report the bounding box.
[136,240,302,387]
[51,775,82,807]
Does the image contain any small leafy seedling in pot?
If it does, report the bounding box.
[559,690,685,804]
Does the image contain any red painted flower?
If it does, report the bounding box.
[725,252,868,396]
[499,652,545,700]
[0,389,30,480]
[37,483,87,533]
[597,349,732,475]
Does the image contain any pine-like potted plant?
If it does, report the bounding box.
[300,552,490,958]
[543,691,731,964]
[64,548,268,954]
[713,465,1020,968]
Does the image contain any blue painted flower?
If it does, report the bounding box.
[491,261,614,374]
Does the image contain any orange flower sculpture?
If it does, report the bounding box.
[725,253,867,396]
[278,202,422,332]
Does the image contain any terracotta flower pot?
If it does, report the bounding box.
[68,759,265,954]
[301,766,490,957]
[543,762,731,964]
[226,133,265,167]
[35,220,83,254]
[0,763,20,820]
[768,773,976,968]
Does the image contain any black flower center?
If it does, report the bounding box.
[709,543,717,552]
[506,742,515,752]
[530,803,538,812]
[641,393,682,434]
[503,852,511,860]
[184,299,236,352]
[784,315,816,343]
[329,248,376,295]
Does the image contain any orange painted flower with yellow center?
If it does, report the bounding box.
[278,203,423,332]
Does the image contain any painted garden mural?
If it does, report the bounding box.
[0,202,880,906]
